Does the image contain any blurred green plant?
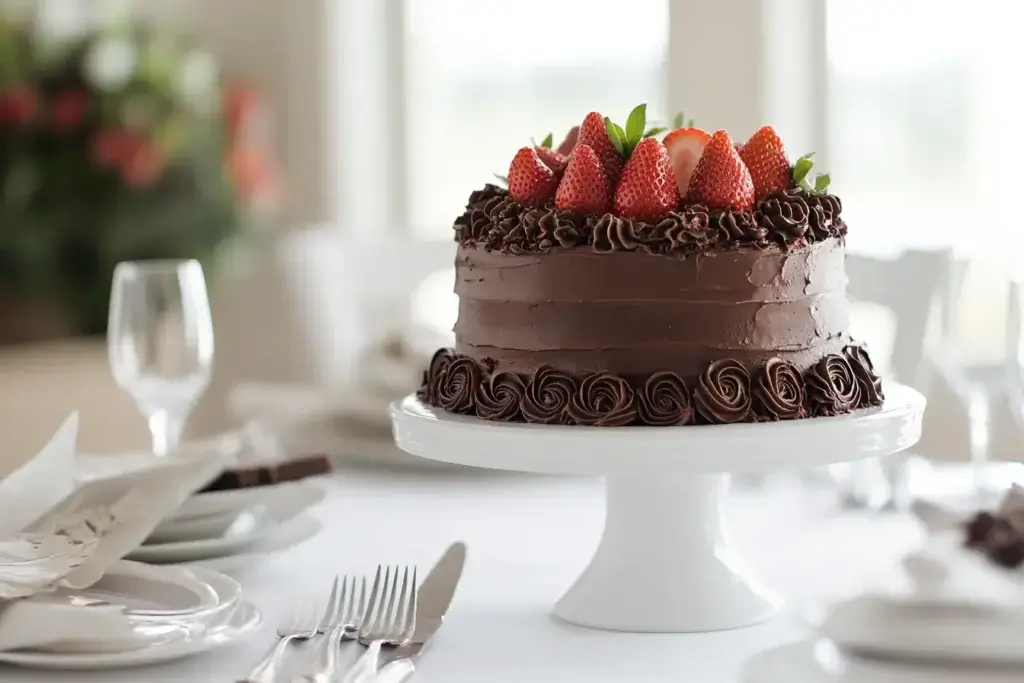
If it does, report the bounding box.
[0,13,278,338]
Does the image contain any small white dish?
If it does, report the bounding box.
[179,515,323,573]
[128,483,321,564]
[173,478,321,523]
[0,601,261,670]
[744,640,1023,683]
[147,509,244,545]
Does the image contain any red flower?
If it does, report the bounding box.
[0,87,37,125]
[121,140,165,188]
[50,90,89,132]
[227,144,281,209]
[92,127,135,168]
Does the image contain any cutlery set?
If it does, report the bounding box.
[241,542,466,683]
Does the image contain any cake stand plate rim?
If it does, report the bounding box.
[390,383,925,475]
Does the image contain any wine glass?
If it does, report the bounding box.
[108,260,215,456]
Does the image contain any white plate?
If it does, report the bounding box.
[744,640,1024,683]
[128,483,321,564]
[173,478,322,523]
[147,510,243,545]
[39,563,241,655]
[41,561,220,620]
[179,515,323,573]
[0,602,261,670]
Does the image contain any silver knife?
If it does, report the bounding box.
[350,541,467,683]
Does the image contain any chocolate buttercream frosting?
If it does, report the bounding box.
[435,356,480,414]
[521,366,578,424]
[474,371,526,421]
[416,347,882,426]
[754,358,807,421]
[806,354,861,417]
[637,372,694,426]
[694,359,753,424]
[845,345,884,405]
[567,373,637,427]
[454,185,845,255]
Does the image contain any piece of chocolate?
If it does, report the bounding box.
[965,511,999,547]
[199,454,331,493]
[990,536,1024,569]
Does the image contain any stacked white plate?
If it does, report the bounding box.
[126,479,325,571]
[0,561,260,670]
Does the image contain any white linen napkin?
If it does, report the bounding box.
[0,414,233,651]
[820,489,1024,664]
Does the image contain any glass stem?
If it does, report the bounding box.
[967,388,991,494]
[149,410,186,457]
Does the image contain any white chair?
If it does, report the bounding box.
[819,249,953,508]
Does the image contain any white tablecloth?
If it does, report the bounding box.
[4,469,923,683]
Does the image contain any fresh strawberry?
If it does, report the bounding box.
[578,112,624,187]
[535,146,568,176]
[685,130,755,211]
[507,146,558,206]
[556,125,579,155]
[613,137,678,221]
[555,144,610,214]
[739,125,790,199]
[663,127,710,197]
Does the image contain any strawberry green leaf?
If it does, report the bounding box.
[792,153,815,184]
[604,117,625,156]
[540,133,553,148]
[672,112,684,129]
[625,103,647,145]
[493,173,508,187]
[643,126,668,138]
[686,118,695,127]
[814,174,831,193]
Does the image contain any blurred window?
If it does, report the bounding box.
[403,0,669,237]
[828,1,1022,258]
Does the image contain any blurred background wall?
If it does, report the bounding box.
[1,0,1022,474]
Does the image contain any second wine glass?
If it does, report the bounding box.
[108,260,215,456]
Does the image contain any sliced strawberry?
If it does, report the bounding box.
[556,125,580,155]
[507,146,558,206]
[739,125,790,199]
[613,137,678,221]
[663,127,711,197]
[578,112,624,188]
[685,130,755,211]
[535,146,568,176]
[555,144,610,214]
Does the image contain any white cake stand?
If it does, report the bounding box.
[390,384,926,633]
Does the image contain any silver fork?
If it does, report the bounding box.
[295,575,368,682]
[342,565,417,683]
[238,599,319,683]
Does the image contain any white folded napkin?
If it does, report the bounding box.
[820,489,1024,664]
[0,413,233,651]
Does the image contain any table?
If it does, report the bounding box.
[5,469,923,683]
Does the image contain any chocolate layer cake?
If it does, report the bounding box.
[417,107,884,426]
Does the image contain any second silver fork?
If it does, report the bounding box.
[294,575,368,683]
[341,565,417,683]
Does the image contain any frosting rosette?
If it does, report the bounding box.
[435,357,480,413]
[474,371,526,421]
[637,371,693,426]
[844,345,883,405]
[753,358,806,421]
[521,366,578,424]
[567,373,636,426]
[694,359,752,424]
[806,354,861,416]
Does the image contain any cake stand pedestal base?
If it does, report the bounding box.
[554,473,779,632]
[391,384,925,633]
